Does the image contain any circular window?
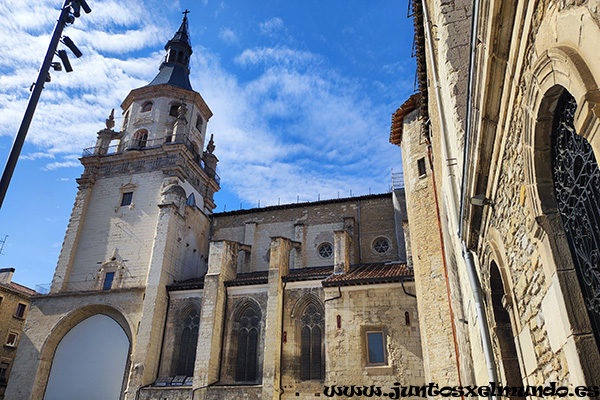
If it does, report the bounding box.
[318,243,333,258]
[373,237,390,253]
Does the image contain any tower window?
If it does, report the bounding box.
[417,157,427,177]
[186,193,196,207]
[196,115,203,131]
[121,192,133,207]
[170,104,181,117]
[14,303,26,318]
[141,101,153,112]
[103,272,115,290]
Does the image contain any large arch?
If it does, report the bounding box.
[32,305,133,400]
[522,44,600,384]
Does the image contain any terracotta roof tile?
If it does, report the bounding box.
[283,266,334,282]
[322,263,412,287]
[2,281,38,296]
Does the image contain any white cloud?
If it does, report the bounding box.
[218,27,238,45]
[235,46,320,68]
[0,0,404,210]
[259,17,284,36]
[192,46,399,207]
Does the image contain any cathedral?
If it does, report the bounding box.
[5,15,423,400]
[7,0,600,398]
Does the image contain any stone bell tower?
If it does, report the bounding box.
[52,12,219,294]
[6,14,220,400]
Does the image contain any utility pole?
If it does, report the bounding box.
[0,0,91,209]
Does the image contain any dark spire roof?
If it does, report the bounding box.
[147,12,194,91]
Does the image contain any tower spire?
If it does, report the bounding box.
[146,11,194,91]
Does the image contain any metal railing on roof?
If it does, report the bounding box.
[82,134,220,185]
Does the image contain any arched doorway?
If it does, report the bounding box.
[490,261,523,396]
[43,314,130,400]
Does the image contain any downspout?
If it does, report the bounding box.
[401,277,417,298]
[421,0,499,393]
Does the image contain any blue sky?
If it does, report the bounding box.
[0,0,415,289]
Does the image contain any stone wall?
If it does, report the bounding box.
[323,283,423,391]
[212,194,404,272]
[0,280,33,400]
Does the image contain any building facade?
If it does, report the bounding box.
[0,268,37,400]
[6,16,424,400]
[392,0,600,393]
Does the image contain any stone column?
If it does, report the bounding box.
[193,240,239,398]
[261,237,294,400]
[333,230,351,274]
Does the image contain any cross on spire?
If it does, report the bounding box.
[182,9,190,18]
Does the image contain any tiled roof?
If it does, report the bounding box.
[167,277,204,291]
[168,263,412,291]
[0,281,38,296]
[390,93,421,145]
[225,271,269,287]
[283,266,334,282]
[322,263,412,287]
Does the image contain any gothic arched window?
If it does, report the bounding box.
[176,308,200,377]
[300,303,324,381]
[235,304,260,382]
[551,90,600,351]
[186,193,196,207]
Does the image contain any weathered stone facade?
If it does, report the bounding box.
[0,268,36,400]
[7,15,425,400]
[394,0,600,394]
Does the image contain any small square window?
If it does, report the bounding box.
[6,333,18,347]
[103,272,115,290]
[15,303,26,318]
[366,331,386,365]
[121,192,133,207]
[417,157,427,177]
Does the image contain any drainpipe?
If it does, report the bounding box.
[421,0,498,394]
[463,242,498,392]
